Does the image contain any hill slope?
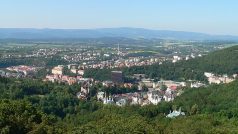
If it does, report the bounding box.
[175,45,238,75]
[175,80,238,115]
[84,45,238,81]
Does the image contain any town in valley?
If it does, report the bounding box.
[1,40,237,118]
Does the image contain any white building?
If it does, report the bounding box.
[70,69,78,74]
[103,96,114,104]
[116,98,127,106]
[204,72,214,78]
[97,92,105,100]
[191,82,206,88]
[147,91,162,105]
[166,108,185,118]
[78,70,85,75]
[172,56,181,63]
[164,88,175,102]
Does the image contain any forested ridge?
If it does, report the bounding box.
[84,45,238,81]
[1,76,238,133]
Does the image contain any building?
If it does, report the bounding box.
[52,66,64,75]
[81,83,90,94]
[139,78,154,88]
[204,72,214,78]
[102,81,114,87]
[116,98,127,106]
[147,90,163,105]
[191,82,206,88]
[78,69,85,75]
[172,56,181,63]
[103,96,114,104]
[97,92,105,101]
[6,65,37,76]
[70,69,78,74]
[111,71,123,83]
[166,108,185,118]
[164,88,176,102]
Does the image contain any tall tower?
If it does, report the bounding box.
[117,43,120,56]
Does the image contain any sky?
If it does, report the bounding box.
[0,0,238,35]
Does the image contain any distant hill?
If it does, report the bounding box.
[0,28,238,40]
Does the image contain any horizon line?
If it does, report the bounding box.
[0,27,237,36]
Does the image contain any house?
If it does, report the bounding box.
[78,69,85,75]
[70,69,78,74]
[45,75,56,82]
[76,92,87,100]
[103,96,114,104]
[139,78,154,88]
[81,84,90,94]
[172,56,181,63]
[147,90,163,105]
[131,93,143,105]
[124,83,133,88]
[157,80,185,89]
[169,85,178,91]
[102,81,114,87]
[205,72,235,84]
[97,92,105,101]
[220,75,234,84]
[141,99,150,106]
[115,98,127,106]
[233,74,238,78]
[62,75,69,82]
[204,72,214,78]
[6,65,37,76]
[164,88,176,102]
[68,77,77,85]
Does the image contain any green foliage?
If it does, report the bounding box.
[84,68,112,81]
[0,99,59,134]
[2,68,238,133]
[161,84,167,91]
[0,56,68,68]
[101,85,138,95]
[173,79,238,119]
[84,45,238,82]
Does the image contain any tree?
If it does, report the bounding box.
[190,104,199,115]
[161,84,167,91]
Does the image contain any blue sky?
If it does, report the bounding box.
[0,0,237,35]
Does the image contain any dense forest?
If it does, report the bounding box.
[84,45,238,81]
[0,56,68,68]
[1,76,238,133]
